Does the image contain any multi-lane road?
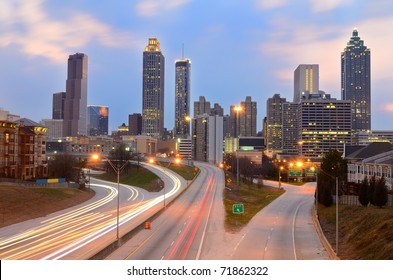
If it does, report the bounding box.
[106,161,224,260]
[0,163,186,260]
[0,161,329,260]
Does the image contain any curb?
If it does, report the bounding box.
[311,205,339,260]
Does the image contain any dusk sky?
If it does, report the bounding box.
[1,0,393,132]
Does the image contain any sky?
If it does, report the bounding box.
[1,0,393,132]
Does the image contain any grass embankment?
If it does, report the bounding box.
[0,186,95,228]
[223,176,285,232]
[166,164,199,181]
[318,204,393,259]
[93,163,199,192]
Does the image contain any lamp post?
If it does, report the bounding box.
[92,153,128,240]
[233,106,242,190]
[149,157,181,209]
[279,166,284,189]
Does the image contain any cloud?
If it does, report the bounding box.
[309,0,353,13]
[256,0,289,10]
[136,0,191,17]
[382,104,393,112]
[0,0,135,63]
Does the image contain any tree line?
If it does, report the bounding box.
[317,149,389,208]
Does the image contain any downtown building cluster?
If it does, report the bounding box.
[2,30,393,183]
[265,29,372,161]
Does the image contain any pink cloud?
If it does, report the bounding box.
[0,0,135,63]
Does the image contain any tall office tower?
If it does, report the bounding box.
[63,53,88,137]
[174,58,191,138]
[87,105,109,136]
[142,38,165,139]
[282,102,299,155]
[128,113,142,135]
[211,103,224,116]
[52,92,66,119]
[293,64,319,103]
[240,96,257,137]
[341,28,371,136]
[192,114,223,164]
[298,92,352,160]
[194,96,211,117]
[229,96,257,137]
[266,93,287,156]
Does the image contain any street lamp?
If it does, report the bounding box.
[91,153,128,240]
[148,157,181,209]
[279,166,284,189]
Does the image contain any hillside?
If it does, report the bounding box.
[318,205,393,259]
[0,185,94,228]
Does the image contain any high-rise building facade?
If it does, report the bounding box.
[282,102,299,155]
[293,64,319,103]
[174,58,191,138]
[298,93,352,160]
[341,29,371,135]
[142,38,165,139]
[240,96,257,137]
[266,93,286,156]
[229,96,257,138]
[128,113,142,135]
[52,92,66,120]
[87,105,109,136]
[194,96,211,117]
[192,114,223,164]
[63,53,88,137]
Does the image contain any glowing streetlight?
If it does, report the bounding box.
[91,153,128,240]
[148,157,181,209]
[279,166,284,189]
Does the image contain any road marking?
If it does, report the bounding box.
[292,200,306,260]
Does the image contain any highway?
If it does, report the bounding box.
[0,161,328,260]
[228,181,328,260]
[106,162,224,260]
[0,163,186,260]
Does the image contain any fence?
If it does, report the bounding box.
[334,194,393,207]
[0,178,74,188]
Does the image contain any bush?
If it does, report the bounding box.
[374,176,388,207]
[358,177,369,207]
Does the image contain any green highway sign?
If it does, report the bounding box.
[233,204,244,214]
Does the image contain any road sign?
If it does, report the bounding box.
[233,203,244,214]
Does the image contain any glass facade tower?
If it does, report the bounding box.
[341,29,371,134]
[174,59,191,138]
[142,38,165,139]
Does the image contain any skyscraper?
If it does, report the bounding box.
[142,38,165,139]
[174,58,191,138]
[293,64,319,103]
[52,92,66,119]
[87,105,109,136]
[298,92,352,160]
[63,53,88,137]
[266,93,286,156]
[240,96,257,137]
[341,28,371,134]
[192,114,223,164]
[229,96,257,138]
[128,113,142,135]
[194,96,211,117]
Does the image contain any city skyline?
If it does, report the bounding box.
[1,1,393,132]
